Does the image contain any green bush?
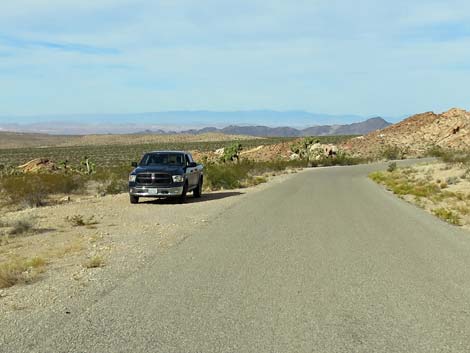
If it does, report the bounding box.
[427,147,470,165]
[204,160,307,190]
[432,208,461,226]
[0,173,85,207]
[380,146,407,160]
[387,162,397,172]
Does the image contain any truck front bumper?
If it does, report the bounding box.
[129,186,184,197]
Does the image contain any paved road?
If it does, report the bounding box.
[5,163,470,352]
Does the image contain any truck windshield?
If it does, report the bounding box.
[140,153,185,166]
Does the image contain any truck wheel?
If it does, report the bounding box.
[130,195,139,204]
[178,182,188,204]
[193,177,203,198]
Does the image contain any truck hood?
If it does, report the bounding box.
[132,165,184,175]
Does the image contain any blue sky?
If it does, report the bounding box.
[0,0,469,122]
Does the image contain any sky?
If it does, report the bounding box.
[0,0,469,123]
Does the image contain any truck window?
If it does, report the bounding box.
[185,154,194,165]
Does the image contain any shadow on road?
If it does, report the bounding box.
[140,191,244,205]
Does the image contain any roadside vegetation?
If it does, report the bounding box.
[370,150,470,227]
[0,257,47,289]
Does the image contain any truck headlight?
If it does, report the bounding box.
[172,175,184,183]
[129,175,137,182]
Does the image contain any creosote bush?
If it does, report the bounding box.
[83,256,105,269]
[427,147,470,165]
[204,159,307,191]
[432,208,461,226]
[0,173,85,208]
[387,162,397,172]
[9,219,34,236]
[66,215,98,227]
[380,146,408,160]
[0,257,46,289]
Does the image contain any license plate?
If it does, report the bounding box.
[148,188,159,195]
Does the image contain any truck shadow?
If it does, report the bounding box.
[140,191,244,205]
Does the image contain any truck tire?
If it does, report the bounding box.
[178,182,188,204]
[130,195,139,204]
[193,176,203,198]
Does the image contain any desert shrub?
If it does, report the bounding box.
[104,177,128,195]
[308,152,367,167]
[0,257,45,289]
[387,162,397,172]
[380,146,407,160]
[446,176,460,185]
[432,208,461,225]
[66,215,98,227]
[204,160,307,190]
[0,262,24,288]
[460,169,470,180]
[0,173,85,207]
[428,147,470,165]
[92,165,132,195]
[9,219,34,236]
[83,256,104,269]
[204,163,249,189]
[370,171,441,198]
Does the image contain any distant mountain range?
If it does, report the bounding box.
[144,117,392,137]
[0,110,393,135]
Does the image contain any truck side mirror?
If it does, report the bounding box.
[188,162,197,168]
[131,162,138,167]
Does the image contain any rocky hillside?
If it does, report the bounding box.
[343,108,470,157]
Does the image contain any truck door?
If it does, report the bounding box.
[185,154,197,187]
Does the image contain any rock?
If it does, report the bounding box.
[60,196,71,203]
[214,148,225,156]
[290,153,300,160]
[18,158,58,173]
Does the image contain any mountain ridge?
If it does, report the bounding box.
[173,117,391,137]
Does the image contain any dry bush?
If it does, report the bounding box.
[83,256,104,269]
[66,215,98,227]
[432,208,461,226]
[0,257,46,289]
[8,219,34,236]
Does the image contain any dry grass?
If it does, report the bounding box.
[66,214,98,227]
[83,255,105,269]
[432,208,462,225]
[0,257,46,289]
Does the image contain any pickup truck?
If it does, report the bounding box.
[128,151,203,204]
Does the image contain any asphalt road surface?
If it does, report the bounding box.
[4,162,470,352]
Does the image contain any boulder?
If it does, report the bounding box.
[18,158,58,173]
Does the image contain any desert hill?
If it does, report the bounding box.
[343,108,470,157]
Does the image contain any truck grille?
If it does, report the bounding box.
[136,173,172,186]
